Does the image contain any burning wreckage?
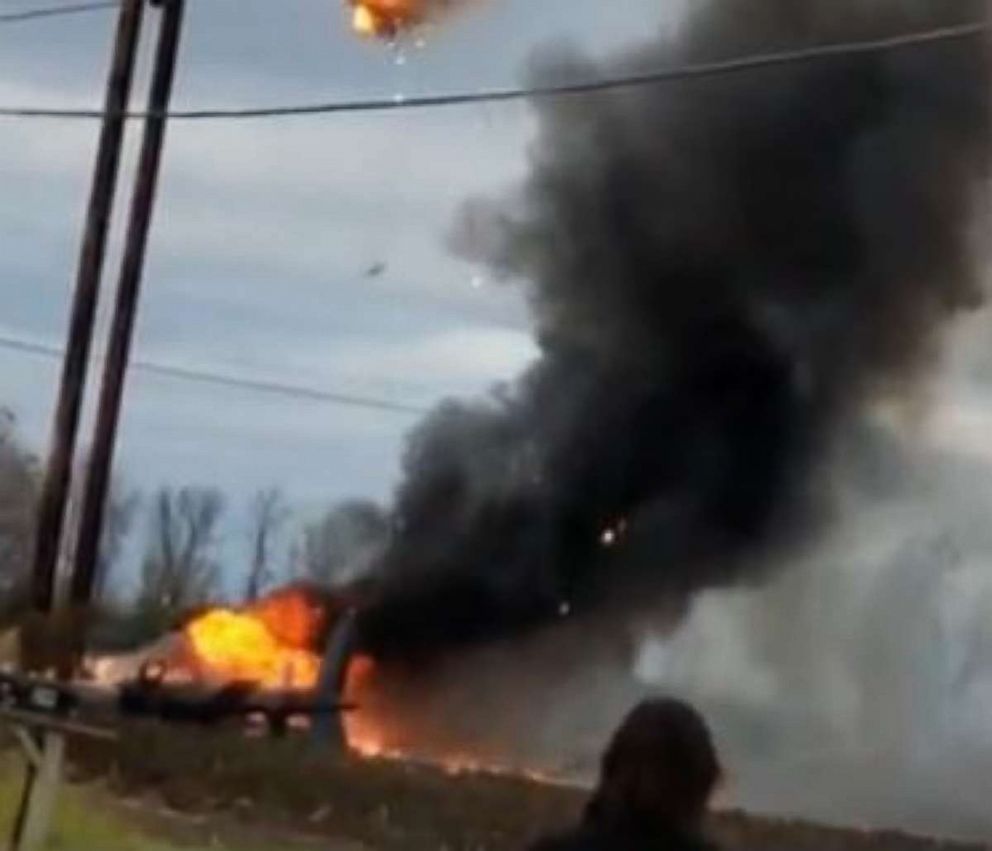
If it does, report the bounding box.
[3,587,359,744]
[72,583,505,765]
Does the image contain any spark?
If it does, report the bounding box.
[600,518,629,548]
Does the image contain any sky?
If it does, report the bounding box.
[0,0,680,518]
[1,0,990,561]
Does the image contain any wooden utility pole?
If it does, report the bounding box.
[69,0,187,661]
[26,0,145,653]
[11,3,186,847]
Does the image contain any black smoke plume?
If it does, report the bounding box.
[355,0,991,660]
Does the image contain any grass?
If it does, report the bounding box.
[0,752,316,851]
[67,723,987,851]
[70,722,575,851]
[3,723,984,851]
[0,758,163,850]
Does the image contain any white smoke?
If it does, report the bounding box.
[633,328,992,839]
[357,415,992,840]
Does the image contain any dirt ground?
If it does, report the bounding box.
[58,722,989,851]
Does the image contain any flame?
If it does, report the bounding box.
[346,0,446,39]
[340,654,548,778]
[348,1,416,38]
[340,654,463,762]
[183,589,324,690]
[186,610,319,689]
[248,586,324,650]
[178,598,561,783]
[352,4,378,35]
[136,586,547,781]
[342,654,390,755]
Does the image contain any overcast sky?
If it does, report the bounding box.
[2,0,991,553]
[0,0,685,516]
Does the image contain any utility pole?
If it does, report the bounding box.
[11,3,186,848]
[25,0,145,667]
[69,0,187,665]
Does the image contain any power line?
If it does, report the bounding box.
[0,333,429,415]
[0,19,986,121]
[0,1,116,24]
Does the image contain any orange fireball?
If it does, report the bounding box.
[352,4,380,35]
[347,0,471,39]
[247,585,326,649]
[185,608,321,690]
[182,587,328,691]
[349,1,416,37]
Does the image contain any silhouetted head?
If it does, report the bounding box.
[587,698,721,835]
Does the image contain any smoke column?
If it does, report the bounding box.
[342,339,992,839]
[355,0,991,659]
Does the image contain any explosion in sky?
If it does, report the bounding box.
[347,0,474,38]
[350,0,991,662]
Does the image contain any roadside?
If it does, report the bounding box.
[0,754,338,851]
[2,725,987,851]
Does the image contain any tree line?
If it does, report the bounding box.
[0,410,389,644]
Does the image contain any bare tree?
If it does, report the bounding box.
[0,410,37,616]
[297,500,389,586]
[95,483,140,600]
[136,487,224,631]
[244,487,288,602]
[61,459,140,605]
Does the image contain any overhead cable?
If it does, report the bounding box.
[0,1,117,25]
[0,333,429,415]
[0,20,986,121]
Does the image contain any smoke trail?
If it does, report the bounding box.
[356,0,991,658]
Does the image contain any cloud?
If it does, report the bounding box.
[270,324,537,396]
[0,0,678,510]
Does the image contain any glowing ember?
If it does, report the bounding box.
[599,518,629,549]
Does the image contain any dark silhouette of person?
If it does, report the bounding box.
[531,699,721,851]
